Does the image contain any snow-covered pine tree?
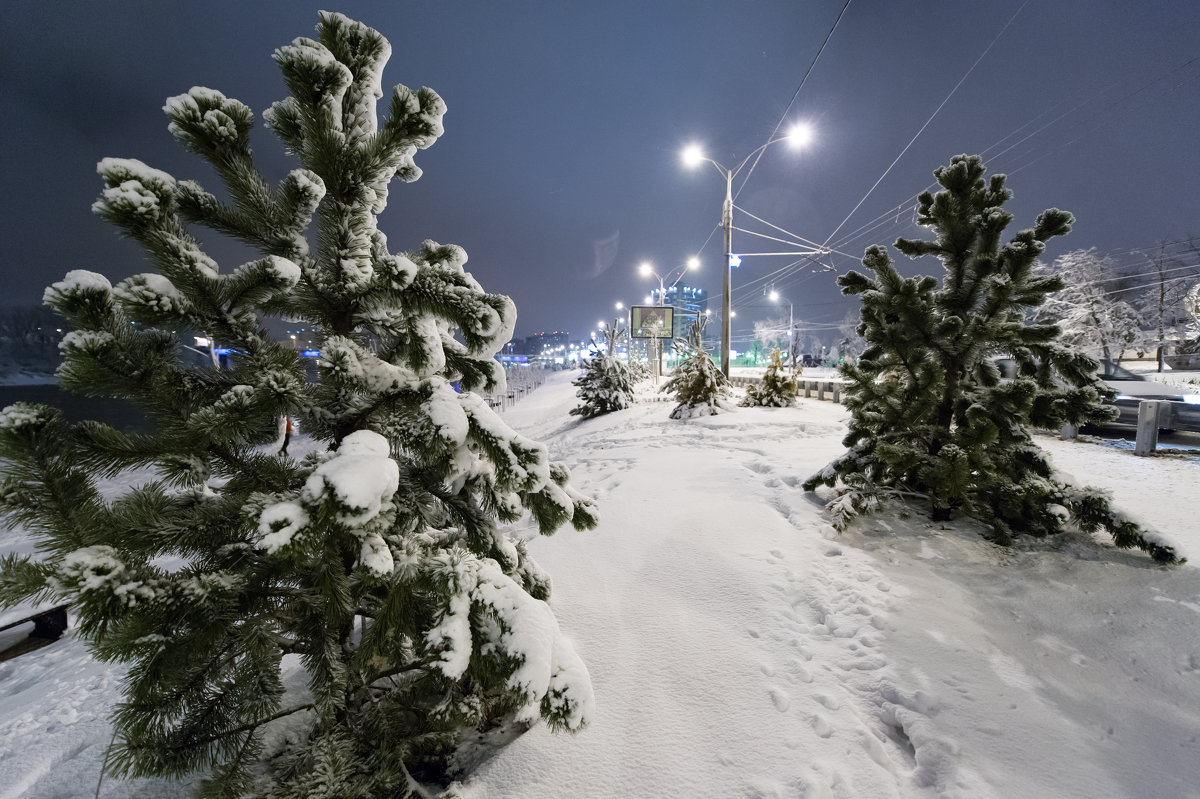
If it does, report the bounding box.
[570,321,634,418]
[0,13,598,797]
[804,155,1178,563]
[739,348,797,407]
[661,314,732,419]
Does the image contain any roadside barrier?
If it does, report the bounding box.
[728,375,844,404]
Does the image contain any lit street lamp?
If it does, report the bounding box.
[769,289,795,370]
[639,258,699,376]
[639,257,700,308]
[682,123,812,377]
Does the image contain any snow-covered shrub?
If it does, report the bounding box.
[805,155,1178,563]
[0,14,598,796]
[627,357,652,384]
[740,348,798,407]
[571,323,634,418]
[662,315,732,419]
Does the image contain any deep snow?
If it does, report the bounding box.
[1,369,1198,798]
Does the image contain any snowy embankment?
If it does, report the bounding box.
[1,370,1198,798]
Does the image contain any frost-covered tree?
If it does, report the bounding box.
[739,348,797,407]
[1135,239,1200,362]
[1033,248,1147,362]
[661,315,732,419]
[805,155,1177,563]
[570,322,634,418]
[1180,282,1200,353]
[0,14,598,797]
[752,316,787,356]
[836,309,865,362]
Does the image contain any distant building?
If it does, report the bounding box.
[525,330,571,356]
[650,284,708,340]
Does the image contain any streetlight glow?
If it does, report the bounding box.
[638,261,653,277]
[786,122,813,149]
[687,256,700,270]
[680,127,817,377]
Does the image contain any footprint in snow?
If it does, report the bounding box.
[814,692,842,711]
[811,713,834,738]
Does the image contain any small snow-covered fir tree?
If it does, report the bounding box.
[739,348,797,407]
[0,13,599,797]
[661,315,732,419]
[570,321,634,418]
[804,155,1178,563]
[627,356,652,384]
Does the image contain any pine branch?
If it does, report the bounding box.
[167,703,315,752]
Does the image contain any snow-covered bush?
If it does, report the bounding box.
[0,14,598,796]
[661,315,732,419]
[739,348,798,407]
[571,322,634,418]
[805,155,1178,563]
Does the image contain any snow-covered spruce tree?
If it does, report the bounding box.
[739,348,797,407]
[804,155,1178,563]
[0,13,598,797]
[570,321,634,418]
[661,314,732,419]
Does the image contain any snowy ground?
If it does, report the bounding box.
[1,370,1198,798]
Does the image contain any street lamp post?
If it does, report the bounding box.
[682,123,813,377]
[769,289,795,369]
[639,258,698,376]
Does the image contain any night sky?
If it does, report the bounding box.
[2,1,1197,346]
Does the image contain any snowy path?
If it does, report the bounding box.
[462,372,1200,799]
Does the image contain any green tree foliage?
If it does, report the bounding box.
[570,322,634,418]
[739,348,798,407]
[0,14,599,797]
[661,315,731,419]
[804,155,1178,563]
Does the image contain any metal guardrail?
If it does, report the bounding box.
[1132,399,1200,455]
[728,375,844,403]
[1061,399,1200,455]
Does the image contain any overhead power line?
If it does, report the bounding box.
[819,0,1031,251]
[734,0,854,200]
